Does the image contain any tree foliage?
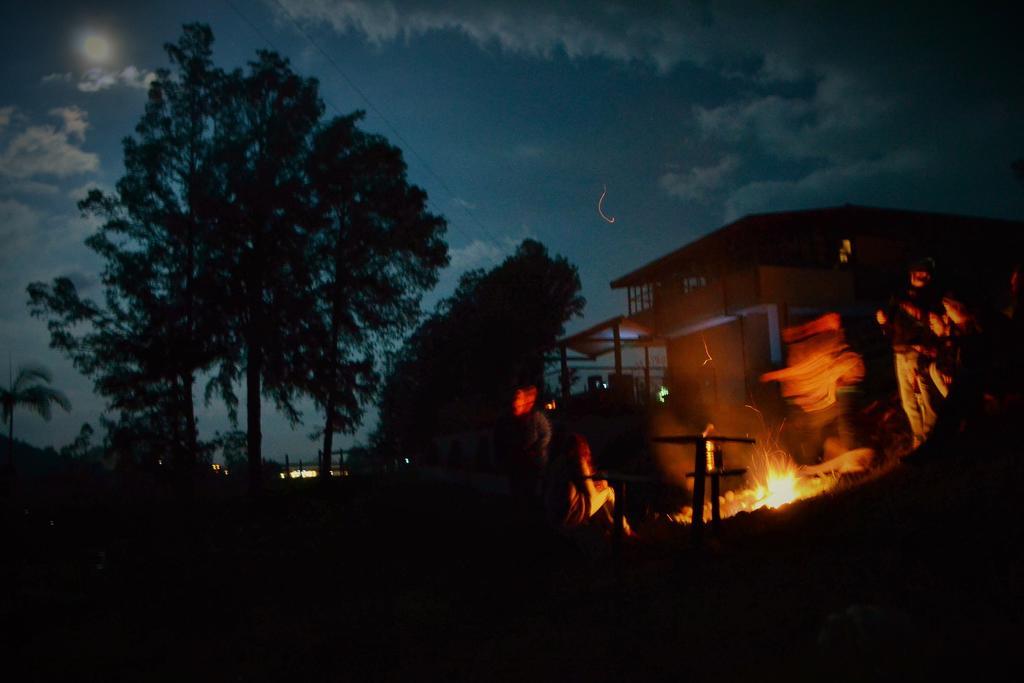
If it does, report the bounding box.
[302,113,448,477]
[374,239,584,459]
[28,24,225,475]
[2,363,71,472]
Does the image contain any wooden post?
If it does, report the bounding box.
[559,343,570,404]
[614,480,625,544]
[613,323,622,377]
[710,445,722,531]
[691,438,706,544]
[644,345,651,405]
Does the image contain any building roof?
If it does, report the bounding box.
[609,204,1024,289]
[556,315,659,359]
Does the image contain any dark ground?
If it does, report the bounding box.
[4,448,1023,682]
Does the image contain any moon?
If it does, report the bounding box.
[81,33,112,63]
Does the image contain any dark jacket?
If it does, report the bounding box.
[885,284,940,352]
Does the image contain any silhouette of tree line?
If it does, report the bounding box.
[372,239,585,462]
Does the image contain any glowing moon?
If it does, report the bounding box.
[82,34,112,62]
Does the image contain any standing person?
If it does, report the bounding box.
[876,258,942,448]
[907,288,1013,461]
[493,384,551,516]
[927,310,956,399]
[761,313,865,465]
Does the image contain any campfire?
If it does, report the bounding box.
[664,437,844,525]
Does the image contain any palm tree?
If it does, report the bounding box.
[2,361,71,473]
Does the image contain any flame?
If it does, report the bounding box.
[753,472,799,510]
[665,422,837,525]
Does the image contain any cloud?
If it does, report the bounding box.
[0,198,41,256]
[0,106,13,130]
[42,72,73,84]
[451,197,476,210]
[67,181,110,202]
[694,71,893,164]
[1,180,60,196]
[0,107,99,180]
[723,149,927,221]
[50,106,89,142]
[78,65,156,93]
[659,155,739,202]
[446,237,517,271]
[270,1,1020,91]
[272,0,718,73]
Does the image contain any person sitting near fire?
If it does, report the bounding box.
[761,313,866,466]
[543,432,633,540]
[876,257,943,448]
[493,383,552,516]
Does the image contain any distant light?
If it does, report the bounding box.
[404,458,410,464]
[544,400,557,411]
[279,468,319,479]
[839,238,853,264]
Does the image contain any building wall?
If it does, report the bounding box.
[758,267,856,309]
[655,265,856,336]
[665,319,755,429]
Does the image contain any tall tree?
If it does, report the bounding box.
[2,363,71,473]
[374,239,584,459]
[28,24,224,477]
[204,49,324,493]
[303,114,447,479]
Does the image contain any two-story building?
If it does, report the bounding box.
[557,204,1024,434]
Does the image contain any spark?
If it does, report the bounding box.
[597,185,616,223]
[701,333,713,367]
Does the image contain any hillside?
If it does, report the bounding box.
[0,435,63,478]
[5,447,1022,681]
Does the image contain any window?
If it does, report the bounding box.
[681,275,707,293]
[627,284,653,314]
[838,238,853,265]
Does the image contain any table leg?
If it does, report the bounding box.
[710,469,721,531]
[692,440,706,544]
[614,480,625,542]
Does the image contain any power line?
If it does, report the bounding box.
[269,0,504,247]
[222,0,502,249]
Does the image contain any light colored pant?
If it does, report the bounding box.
[895,350,939,442]
[929,362,951,399]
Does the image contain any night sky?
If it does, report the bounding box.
[2,0,1022,460]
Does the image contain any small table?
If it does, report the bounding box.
[651,434,754,542]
